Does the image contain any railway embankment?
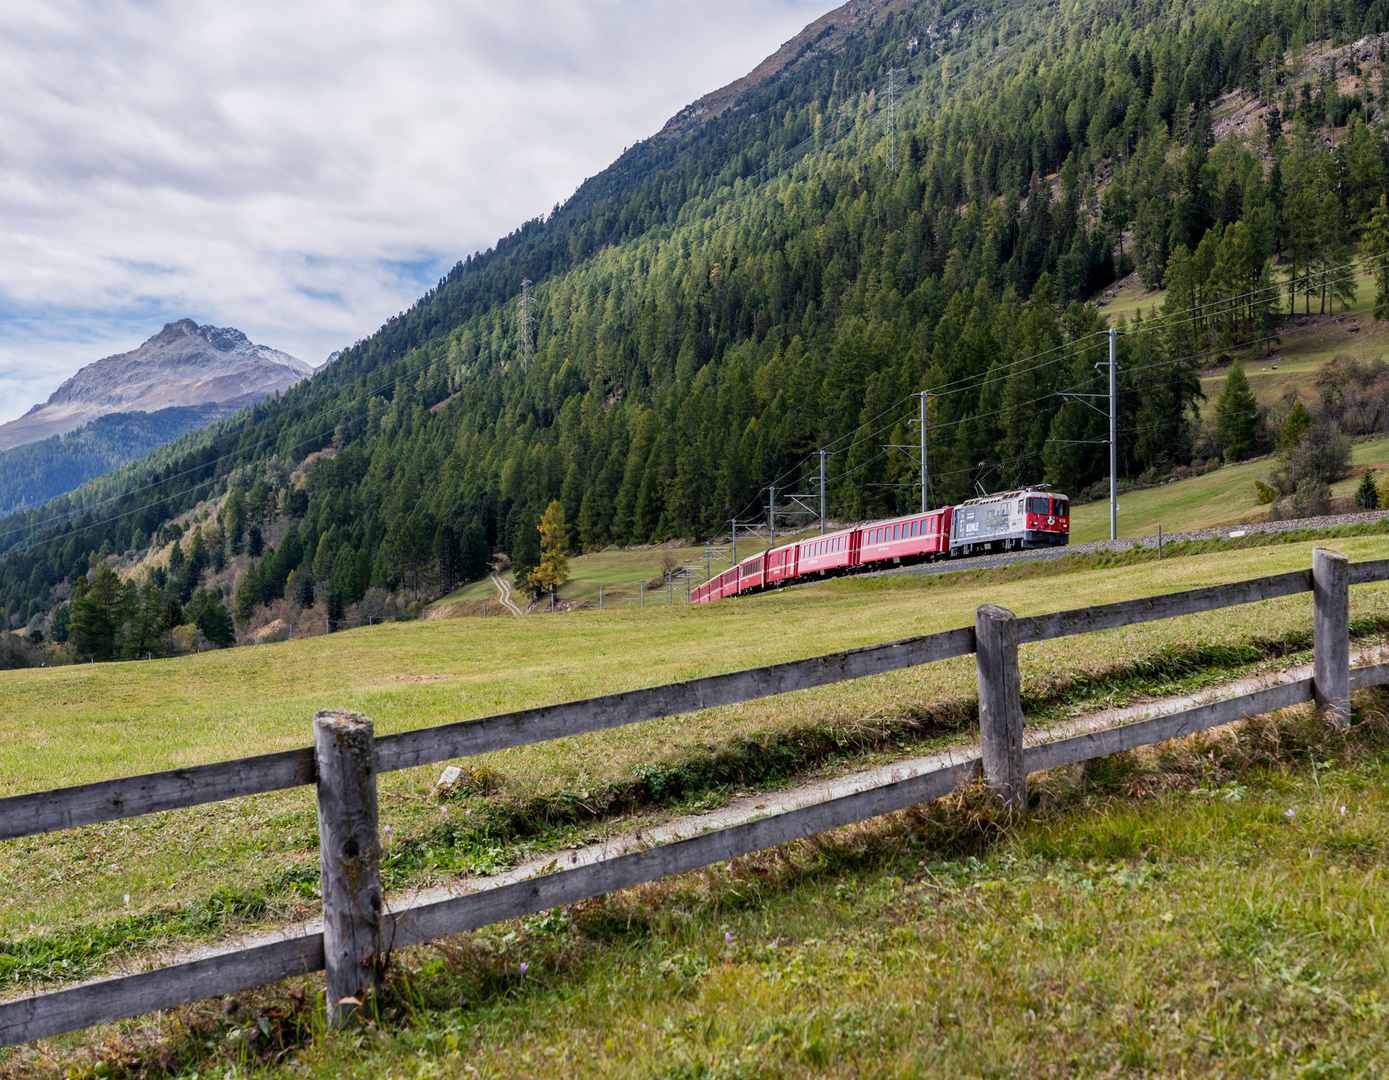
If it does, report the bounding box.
[883,507,1389,579]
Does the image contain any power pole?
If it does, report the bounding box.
[886,68,898,173]
[518,278,535,371]
[730,518,737,566]
[819,450,828,534]
[1109,327,1118,542]
[767,485,776,551]
[915,391,930,513]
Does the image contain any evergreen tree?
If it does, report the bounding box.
[234,562,261,628]
[69,566,128,661]
[1279,400,1312,448]
[1367,195,1389,321]
[189,588,236,647]
[1355,470,1379,509]
[1215,360,1260,461]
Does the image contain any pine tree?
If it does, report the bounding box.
[234,562,261,628]
[1279,400,1312,448]
[1367,195,1389,322]
[1215,360,1260,461]
[528,500,570,600]
[1355,470,1379,510]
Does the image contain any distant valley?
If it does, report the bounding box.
[0,319,311,452]
[0,320,311,514]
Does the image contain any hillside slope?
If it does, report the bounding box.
[4,0,1389,639]
[0,405,239,519]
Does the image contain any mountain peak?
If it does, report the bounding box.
[0,321,312,452]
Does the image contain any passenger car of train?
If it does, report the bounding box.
[691,488,1069,604]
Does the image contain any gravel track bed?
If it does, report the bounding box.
[874,507,1389,579]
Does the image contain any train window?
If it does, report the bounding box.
[1027,497,1049,514]
[1053,499,1069,517]
[890,525,898,540]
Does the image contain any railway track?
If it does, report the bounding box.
[881,507,1389,580]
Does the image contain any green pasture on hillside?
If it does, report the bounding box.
[1069,438,1389,542]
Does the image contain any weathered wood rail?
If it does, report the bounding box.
[3,547,1388,1046]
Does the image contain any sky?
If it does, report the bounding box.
[0,0,829,426]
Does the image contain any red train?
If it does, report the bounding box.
[692,487,1069,603]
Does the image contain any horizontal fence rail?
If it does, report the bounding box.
[0,749,317,843]
[3,549,1388,1045]
[9,559,1384,841]
[1012,569,1313,644]
[9,662,1389,1047]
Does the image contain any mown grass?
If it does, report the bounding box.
[5,534,1389,948]
[0,531,1383,1021]
[10,691,1389,1079]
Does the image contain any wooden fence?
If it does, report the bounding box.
[2,548,1388,1045]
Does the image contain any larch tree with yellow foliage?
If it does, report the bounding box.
[528,500,570,601]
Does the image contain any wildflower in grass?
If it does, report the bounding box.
[384,825,393,843]
[465,808,472,816]
[1340,805,1347,816]
[519,962,528,975]
[725,932,733,944]
[123,894,130,906]
[441,806,449,819]
[1285,809,1296,819]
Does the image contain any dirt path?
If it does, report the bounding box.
[491,572,523,616]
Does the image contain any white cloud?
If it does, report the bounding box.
[0,0,828,423]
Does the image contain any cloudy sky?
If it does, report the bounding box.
[0,0,828,425]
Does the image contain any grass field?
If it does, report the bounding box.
[13,694,1389,1077]
[432,530,824,614]
[6,530,1389,1076]
[1193,277,1385,413]
[1069,437,1389,541]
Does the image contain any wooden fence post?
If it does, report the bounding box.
[313,710,383,1025]
[1313,547,1350,730]
[975,604,1026,810]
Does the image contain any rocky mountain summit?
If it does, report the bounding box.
[0,320,312,452]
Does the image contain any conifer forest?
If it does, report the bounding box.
[7,0,1389,655]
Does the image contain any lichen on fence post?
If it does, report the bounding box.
[1313,547,1351,731]
[313,710,383,1025]
[975,604,1026,810]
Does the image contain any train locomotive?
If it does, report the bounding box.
[691,488,1069,604]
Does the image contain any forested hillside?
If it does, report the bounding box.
[0,406,236,518]
[5,0,1389,647]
